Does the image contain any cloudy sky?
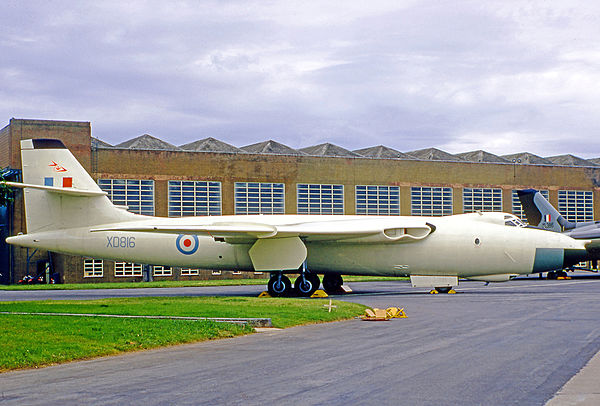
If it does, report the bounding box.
[2,1,600,157]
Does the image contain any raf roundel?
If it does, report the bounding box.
[176,235,199,255]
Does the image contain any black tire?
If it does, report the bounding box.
[294,274,319,297]
[307,273,321,290]
[547,271,557,280]
[268,274,292,297]
[558,270,568,278]
[323,273,343,294]
[436,286,451,294]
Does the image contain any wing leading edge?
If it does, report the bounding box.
[90,218,436,244]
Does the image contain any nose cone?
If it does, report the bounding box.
[532,232,590,273]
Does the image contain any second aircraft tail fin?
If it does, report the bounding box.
[516,189,575,232]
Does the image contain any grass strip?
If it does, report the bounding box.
[0,296,367,328]
[0,314,251,371]
[0,276,407,290]
[0,296,367,371]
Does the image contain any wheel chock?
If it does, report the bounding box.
[429,289,439,294]
[448,289,457,294]
[557,276,571,280]
[311,289,329,298]
[386,307,407,319]
[360,308,389,321]
[258,291,272,298]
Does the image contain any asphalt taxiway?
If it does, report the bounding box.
[1,278,600,405]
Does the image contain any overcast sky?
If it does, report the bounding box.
[2,1,600,157]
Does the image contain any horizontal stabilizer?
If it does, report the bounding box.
[3,181,108,197]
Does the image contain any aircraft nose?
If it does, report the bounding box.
[532,248,589,273]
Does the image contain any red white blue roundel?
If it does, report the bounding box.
[176,235,199,255]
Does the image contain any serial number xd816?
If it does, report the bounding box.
[106,236,135,248]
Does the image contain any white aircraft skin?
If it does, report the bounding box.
[4,139,596,295]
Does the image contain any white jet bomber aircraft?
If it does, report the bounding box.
[5,139,599,296]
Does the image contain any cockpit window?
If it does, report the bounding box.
[504,214,525,227]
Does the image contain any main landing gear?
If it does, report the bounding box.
[267,273,292,296]
[322,273,344,294]
[267,264,324,297]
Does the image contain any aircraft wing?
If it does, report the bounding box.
[90,218,436,244]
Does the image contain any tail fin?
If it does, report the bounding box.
[13,139,135,233]
[517,189,575,232]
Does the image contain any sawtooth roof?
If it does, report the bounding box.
[115,134,181,151]
[353,145,413,159]
[179,137,243,153]
[300,143,362,157]
[501,152,552,165]
[455,150,509,163]
[104,134,600,168]
[91,137,113,149]
[406,147,463,161]
[544,154,599,167]
[241,140,305,155]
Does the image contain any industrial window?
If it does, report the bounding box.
[153,266,172,277]
[297,184,344,214]
[168,181,222,217]
[114,262,143,277]
[98,179,155,215]
[463,188,502,213]
[356,185,400,215]
[410,187,453,216]
[181,268,199,276]
[83,259,103,278]
[512,190,549,221]
[235,182,285,214]
[558,190,594,222]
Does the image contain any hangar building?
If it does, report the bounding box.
[1,118,599,284]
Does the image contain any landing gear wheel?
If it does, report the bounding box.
[268,274,292,297]
[294,273,320,297]
[558,270,568,278]
[436,287,452,294]
[547,271,558,280]
[323,274,344,294]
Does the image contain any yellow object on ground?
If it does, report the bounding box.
[386,307,407,318]
[258,291,272,298]
[311,289,329,298]
[361,307,407,321]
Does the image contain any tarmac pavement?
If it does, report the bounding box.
[1,278,600,405]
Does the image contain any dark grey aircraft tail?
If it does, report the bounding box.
[516,189,576,232]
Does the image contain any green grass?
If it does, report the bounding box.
[0,296,367,371]
[0,276,406,290]
[0,296,367,328]
[0,314,251,371]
